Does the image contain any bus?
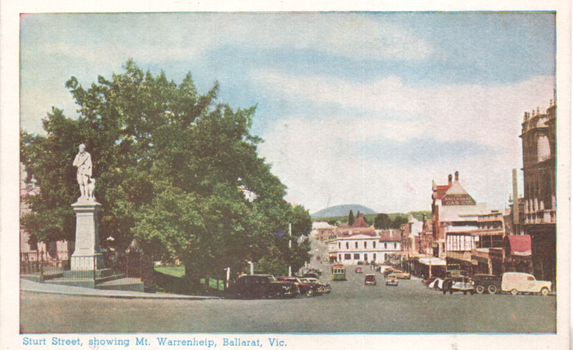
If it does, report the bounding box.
[331,264,346,281]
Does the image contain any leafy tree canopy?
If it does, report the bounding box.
[21,59,311,281]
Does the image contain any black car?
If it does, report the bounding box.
[473,274,502,294]
[442,276,475,295]
[227,275,298,299]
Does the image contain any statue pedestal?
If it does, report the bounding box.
[71,200,103,270]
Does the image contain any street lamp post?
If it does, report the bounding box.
[288,223,292,276]
[247,261,254,275]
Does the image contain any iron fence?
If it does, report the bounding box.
[20,249,155,288]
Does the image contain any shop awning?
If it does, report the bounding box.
[418,257,447,266]
[506,235,532,256]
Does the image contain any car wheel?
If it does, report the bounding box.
[475,285,485,294]
[487,285,498,294]
[449,289,453,295]
[540,287,549,296]
[510,289,518,296]
[306,289,314,297]
[443,289,447,295]
[463,291,467,295]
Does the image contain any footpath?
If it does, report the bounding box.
[20,279,220,300]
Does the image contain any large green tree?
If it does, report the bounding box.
[20,60,311,284]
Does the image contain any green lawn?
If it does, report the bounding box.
[154,265,185,278]
[154,265,224,291]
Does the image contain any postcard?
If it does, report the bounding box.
[1,1,570,350]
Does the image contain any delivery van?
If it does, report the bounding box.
[501,272,551,296]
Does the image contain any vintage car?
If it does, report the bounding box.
[473,274,502,294]
[276,276,320,297]
[428,278,444,290]
[501,272,552,296]
[355,267,363,273]
[382,267,400,277]
[392,270,411,279]
[365,274,377,286]
[442,276,475,295]
[227,274,298,299]
[386,274,398,286]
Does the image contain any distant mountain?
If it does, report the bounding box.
[311,204,377,218]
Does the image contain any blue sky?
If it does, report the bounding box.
[20,12,556,214]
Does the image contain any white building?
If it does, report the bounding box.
[328,214,402,265]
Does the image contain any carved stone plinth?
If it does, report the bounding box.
[71,200,103,270]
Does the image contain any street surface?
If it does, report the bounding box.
[20,238,556,334]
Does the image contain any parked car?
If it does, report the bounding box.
[501,272,552,296]
[227,274,298,299]
[355,267,363,273]
[365,274,376,286]
[473,274,502,294]
[382,267,400,277]
[429,278,444,290]
[303,277,331,295]
[442,276,475,295]
[386,274,398,286]
[276,276,319,297]
[392,271,411,279]
[299,277,322,297]
[424,277,437,286]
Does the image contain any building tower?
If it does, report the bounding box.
[519,98,556,282]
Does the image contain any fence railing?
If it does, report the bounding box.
[21,249,155,288]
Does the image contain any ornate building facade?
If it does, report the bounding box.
[520,99,556,283]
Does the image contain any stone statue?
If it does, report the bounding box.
[73,144,93,201]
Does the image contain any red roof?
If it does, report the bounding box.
[337,227,377,237]
[436,185,451,200]
[379,232,401,242]
[507,235,532,256]
[351,214,370,228]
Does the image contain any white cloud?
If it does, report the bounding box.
[253,69,555,149]
[257,74,555,214]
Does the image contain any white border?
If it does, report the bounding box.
[1,1,570,350]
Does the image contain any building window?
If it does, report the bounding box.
[355,242,358,249]
[364,242,367,248]
[354,253,360,260]
[394,243,397,249]
[346,242,349,249]
[344,254,351,260]
[338,242,341,249]
[364,254,368,261]
[339,254,341,261]
[384,243,387,249]
[373,241,376,248]
[373,253,376,261]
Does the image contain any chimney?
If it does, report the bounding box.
[454,171,459,182]
[448,174,452,186]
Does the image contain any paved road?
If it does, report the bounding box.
[20,239,556,334]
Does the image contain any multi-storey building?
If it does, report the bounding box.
[328,214,401,265]
[519,99,556,283]
[311,221,336,243]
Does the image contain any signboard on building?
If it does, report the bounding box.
[442,194,476,206]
